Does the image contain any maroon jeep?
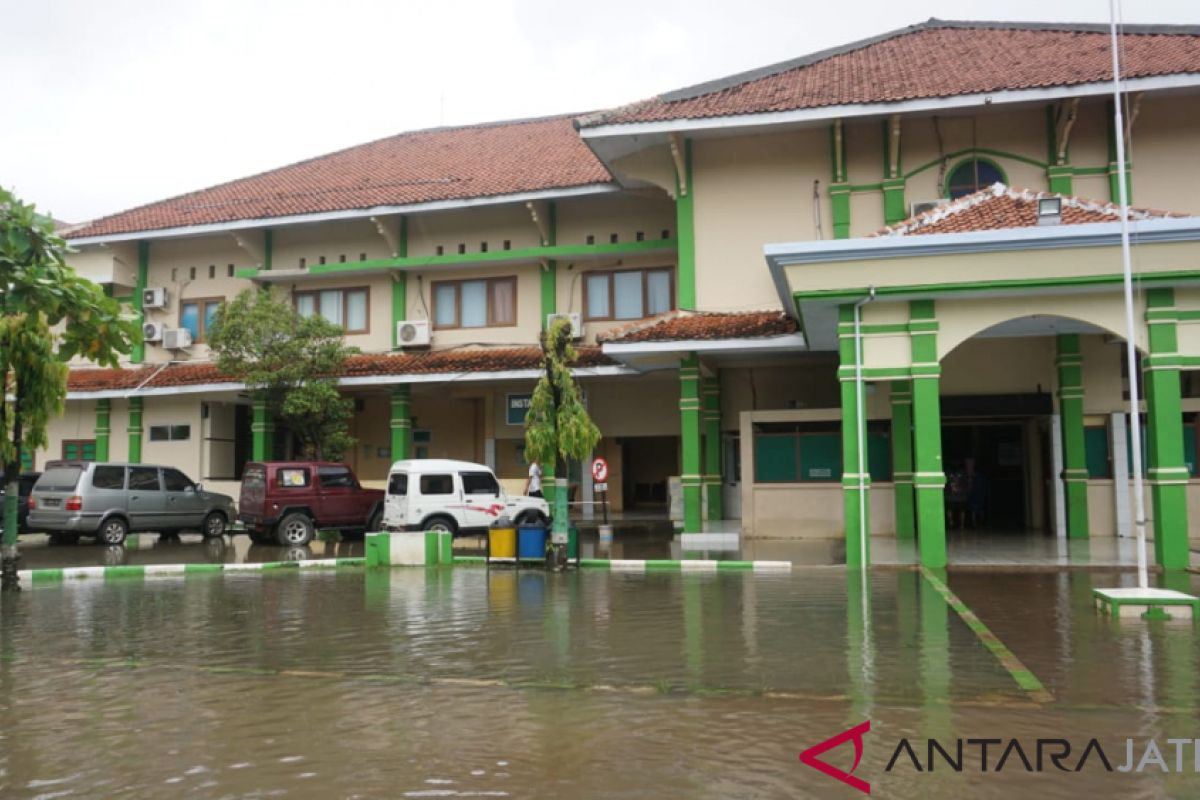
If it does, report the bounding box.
[238,462,384,546]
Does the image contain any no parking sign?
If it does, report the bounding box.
[591,457,609,484]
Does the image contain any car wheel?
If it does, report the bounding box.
[275,513,315,546]
[97,517,128,546]
[424,515,457,535]
[201,512,227,539]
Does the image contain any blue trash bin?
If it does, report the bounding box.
[517,525,547,560]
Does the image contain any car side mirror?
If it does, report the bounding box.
[193,483,203,493]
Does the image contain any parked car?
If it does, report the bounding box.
[28,462,236,545]
[238,462,384,546]
[0,472,41,536]
[382,459,550,535]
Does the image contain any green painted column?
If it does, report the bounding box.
[390,384,412,461]
[94,399,111,462]
[702,374,723,521]
[1047,166,1074,195]
[881,179,906,225]
[891,380,915,540]
[1144,288,1190,569]
[127,397,144,464]
[910,301,946,569]
[1056,334,1090,539]
[675,140,696,310]
[251,395,274,462]
[679,354,703,533]
[263,228,273,270]
[541,202,557,329]
[838,305,870,568]
[131,241,149,364]
[391,216,408,349]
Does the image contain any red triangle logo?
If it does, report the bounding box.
[799,720,871,794]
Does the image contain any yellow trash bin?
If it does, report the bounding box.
[488,526,517,559]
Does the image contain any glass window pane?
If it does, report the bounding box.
[586,274,609,319]
[613,272,643,320]
[462,471,499,495]
[162,469,193,492]
[420,474,454,495]
[180,303,200,340]
[92,466,125,490]
[149,425,168,442]
[434,284,457,327]
[490,280,515,325]
[319,290,342,326]
[128,467,161,491]
[388,473,408,496]
[296,294,316,317]
[346,290,367,331]
[647,271,671,315]
[461,280,487,328]
[278,468,310,488]
[170,425,190,441]
[204,303,220,338]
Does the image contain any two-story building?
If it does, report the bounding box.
[48,19,1200,568]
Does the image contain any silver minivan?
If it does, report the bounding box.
[28,462,237,545]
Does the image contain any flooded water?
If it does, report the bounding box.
[2,564,1199,798]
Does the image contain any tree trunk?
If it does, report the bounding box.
[2,384,24,592]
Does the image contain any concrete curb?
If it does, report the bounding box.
[452,556,792,573]
[18,557,365,584]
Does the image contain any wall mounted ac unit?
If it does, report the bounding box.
[546,312,582,339]
[909,199,949,218]
[142,321,164,342]
[143,287,169,309]
[162,328,193,350]
[396,319,431,348]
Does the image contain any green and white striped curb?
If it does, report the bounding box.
[18,557,365,584]
[452,556,791,573]
[920,567,1053,703]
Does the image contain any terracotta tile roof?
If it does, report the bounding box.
[578,20,1200,127]
[598,311,799,343]
[67,115,613,239]
[66,347,617,393]
[872,183,1191,237]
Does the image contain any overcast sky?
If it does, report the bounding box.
[4,0,1198,223]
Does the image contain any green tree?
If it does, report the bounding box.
[208,287,357,460]
[0,188,134,590]
[524,317,601,558]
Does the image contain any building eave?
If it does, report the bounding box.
[601,334,807,357]
[67,183,620,246]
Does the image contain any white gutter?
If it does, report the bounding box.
[765,215,1200,269]
[65,364,638,399]
[601,333,807,356]
[68,184,619,246]
[580,74,1200,141]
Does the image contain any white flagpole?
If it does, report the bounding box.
[1109,0,1149,589]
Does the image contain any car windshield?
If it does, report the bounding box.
[36,466,84,493]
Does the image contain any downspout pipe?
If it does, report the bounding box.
[853,286,876,570]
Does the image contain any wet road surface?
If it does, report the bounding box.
[2,562,1200,798]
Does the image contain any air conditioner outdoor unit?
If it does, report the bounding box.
[162,328,193,350]
[396,319,431,348]
[143,287,169,309]
[909,199,949,218]
[546,312,582,339]
[142,321,164,342]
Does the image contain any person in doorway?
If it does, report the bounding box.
[525,459,544,498]
[965,457,988,530]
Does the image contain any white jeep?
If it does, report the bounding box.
[381,459,551,535]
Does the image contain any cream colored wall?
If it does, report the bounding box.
[608,144,678,196]
[408,262,541,348]
[141,395,204,479]
[719,358,839,429]
[40,403,94,468]
[692,129,828,313]
[204,401,238,480]
[345,393,393,481]
[1130,94,1200,216]
[940,337,1056,395]
[144,234,256,362]
[407,204,540,257]
[410,391,484,463]
[556,191,675,247]
[272,219,392,270]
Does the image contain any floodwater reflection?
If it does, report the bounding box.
[1,567,1199,798]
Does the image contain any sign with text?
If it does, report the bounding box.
[506,393,532,426]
